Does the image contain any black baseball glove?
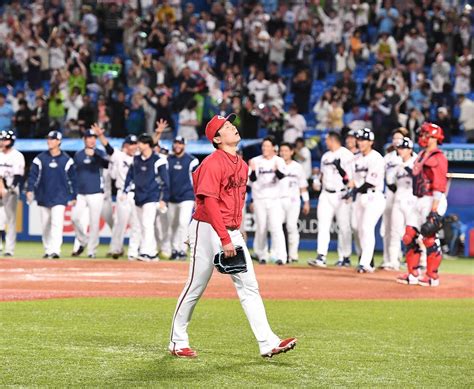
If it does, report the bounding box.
[213,246,247,275]
[420,211,443,236]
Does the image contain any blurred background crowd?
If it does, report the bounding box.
[0,0,472,151]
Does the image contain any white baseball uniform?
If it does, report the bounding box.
[279,160,308,262]
[0,147,25,255]
[109,148,140,259]
[387,153,417,269]
[250,155,287,262]
[352,149,386,269]
[101,168,114,230]
[317,146,353,260]
[381,150,402,267]
[155,152,171,257]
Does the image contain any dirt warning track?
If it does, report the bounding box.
[0,259,472,301]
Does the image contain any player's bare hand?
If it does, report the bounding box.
[302,202,310,215]
[85,148,95,157]
[26,191,34,204]
[91,123,104,137]
[69,199,77,207]
[223,242,236,258]
[249,201,254,213]
[155,119,168,134]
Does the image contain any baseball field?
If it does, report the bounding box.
[1,242,473,387]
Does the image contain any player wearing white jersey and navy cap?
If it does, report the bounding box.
[0,130,25,256]
[386,137,418,270]
[308,131,354,268]
[278,142,310,263]
[93,124,140,260]
[26,131,77,258]
[71,129,110,258]
[167,136,199,260]
[249,136,287,265]
[349,128,386,273]
[123,133,170,261]
[380,128,408,270]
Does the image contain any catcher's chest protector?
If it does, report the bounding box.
[412,150,441,197]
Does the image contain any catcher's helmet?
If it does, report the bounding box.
[418,122,444,147]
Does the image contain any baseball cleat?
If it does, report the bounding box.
[356,265,374,273]
[259,259,267,265]
[275,259,284,266]
[50,254,60,259]
[418,276,440,287]
[128,255,137,261]
[72,245,85,257]
[308,254,327,268]
[111,251,124,260]
[170,347,197,358]
[178,251,187,260]
[396,273,419,285]
[42,254,50,259]
[4,252,13,257]
[262,338,297,358]
[342,257,351,267]
[137,254,156,262]
[170,250,179,261]
[88,254,96,259]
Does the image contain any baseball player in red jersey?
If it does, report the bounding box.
[169,114,297,358]
[397,123,448,287]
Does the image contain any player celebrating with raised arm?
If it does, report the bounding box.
[0,130,25,256]
[123,133,169,262]
[308,131,354,268]
[397,123,448,287]
[349,128,386,273]
[279,142,310,263]
[26,131,77,258]
[169,114,297,359]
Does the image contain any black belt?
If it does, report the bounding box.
[324,188,346,193]
[226,226,239,231]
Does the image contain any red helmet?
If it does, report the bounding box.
[418,122,444,147]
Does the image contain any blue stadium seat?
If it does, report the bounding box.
[257,128,268,138]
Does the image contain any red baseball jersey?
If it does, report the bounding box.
[192,149,248,228]
[412,148,448,197]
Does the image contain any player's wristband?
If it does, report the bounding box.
[301,191,309,202]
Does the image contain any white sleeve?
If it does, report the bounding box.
[13,153,25,176]
[298,165,308,188]
[365,155,384,186]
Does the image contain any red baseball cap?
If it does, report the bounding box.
[205,113,237,143]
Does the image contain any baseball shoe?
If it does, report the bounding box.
[170,347,197,358]
[112,251,124,260]
[290,258,299,263]
[87,254,96,259]
[342,257,351,267]
[259,259,267,265]
[4,252,13,257]
[42,254,50,259]
[262,338,297,358]
[308,254,327,268]
[72,245,85,257]
[251,253,259,262]
[137,254,155,262]
[418,276,440,287]
[396,273,419,285]
[275,259,284,266]
[178,251,187,260]
[50,254,60,259]
[170,250,179,261]
[128,255,137,261]
[356,265,374,273]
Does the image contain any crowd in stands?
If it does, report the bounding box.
[0,0,473,149]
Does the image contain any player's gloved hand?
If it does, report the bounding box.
[222,242,237,258]
[421,211,443,236]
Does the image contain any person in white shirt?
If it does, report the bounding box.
[294,137,312,179]
[178,99,199,141]
[458,94,474,142]
[247,70,269,106]
[387,137,417,271]
[308,131,354,268]
[249,137,287,265]
[0,130,25,256]
[284,104,307,143]
[279,142,310,263]
[313,91,332,129]
[349,128,386,273]
[380,128,407,269]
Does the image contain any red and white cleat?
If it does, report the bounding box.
[262,338,297,358]
[396,273,419,285]
[418,276,440,287]
[170,347,198,358]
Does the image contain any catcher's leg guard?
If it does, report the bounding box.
[403,226,421,276]
[423,236,442,279]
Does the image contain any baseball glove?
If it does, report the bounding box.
[420,211,443,236]
[213,246,247,275]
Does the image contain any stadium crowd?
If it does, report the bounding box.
[0,0,472,147]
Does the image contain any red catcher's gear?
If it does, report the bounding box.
[418,122,445,147]
[412,149,448,197]
[423,236,442,279]
[403,226,421,276]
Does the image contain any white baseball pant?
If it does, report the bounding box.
[169,219,281,355]
[3,191,18,255]
[72,193,104,256]
[387,195,417,269]
[317,190,352,259]
[253,198,287,261]
[40,205,65,255]
[281,197,301,262]
[0,204,5,251]
[353,191,386,269]
[101,195,114,231]
[168,201,194,253]
[350,201,361,256]
[110,191,140,258]
[136,202,158,257]
[381,190,395,267]
[155,209,171,256]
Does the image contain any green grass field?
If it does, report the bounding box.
[1,242,473,387]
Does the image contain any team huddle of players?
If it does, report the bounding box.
[0,119,447,287]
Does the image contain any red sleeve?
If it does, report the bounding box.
[203,197,232,245]
[194,158,221,199]
[431,153,448,193]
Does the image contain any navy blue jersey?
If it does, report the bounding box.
[73,148,109,195]
[27,151,77,207]
[124,153,170,206]
[168,153,199,203]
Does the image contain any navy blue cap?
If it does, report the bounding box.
[124,134,138,144]
[173,135,186,144]
[84,129,97,138]
[47,130,63,140]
